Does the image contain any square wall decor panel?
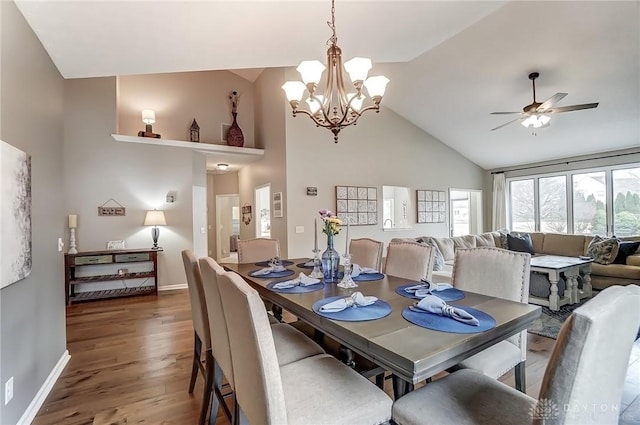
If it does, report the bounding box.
[336,186,377,225]
[417,189,446,223]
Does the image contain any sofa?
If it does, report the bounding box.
[392,231,640,290]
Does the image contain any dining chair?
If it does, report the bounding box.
[349,237,384,270]
[199,258,327,424]
[391,284,640,425]
[449,247,531,392]
[383,241,435,282]
[217,270,393,425]
[181,249,214,425]
[236,237,280,263]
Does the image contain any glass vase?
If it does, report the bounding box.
[321,234,341,283]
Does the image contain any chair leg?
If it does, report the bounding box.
[189,331,202,394]
[375,373,385,389]
[198,351,214,425]
[515,361,526,393]
[392,375,414,400]
[339,345,355,368]
[272,304,283,321]
[210,360,233,425]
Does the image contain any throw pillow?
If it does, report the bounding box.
[417,238,445,271]
[586,235,620,265]
[507,233,535,254]
[496,229,510,249]
[613,241,640,264]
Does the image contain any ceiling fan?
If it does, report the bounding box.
[490,72,599,131]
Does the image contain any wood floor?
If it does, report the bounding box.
[32,290,640,425]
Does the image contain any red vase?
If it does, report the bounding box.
[226,112,244,147]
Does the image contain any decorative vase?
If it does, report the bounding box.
[321,234,340,283]
[226,112,244,147]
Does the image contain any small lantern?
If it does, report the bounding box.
[190,118,200,143]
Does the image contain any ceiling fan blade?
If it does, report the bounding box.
[490,111,522,115]
[536,93,568,112]
[547,103,599,114]
[490,116,524,131]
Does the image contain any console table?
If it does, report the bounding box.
[64,248,159,305]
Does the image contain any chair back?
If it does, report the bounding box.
[535,285,640,425]
[217,271,288,425]
[383,241,435,281]
[181,249,210,349]
[452,247,530,358]
[237,238,281,264]
[349,238,384,270]
[199,257,234,388]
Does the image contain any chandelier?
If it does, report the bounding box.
[281,0,389,143]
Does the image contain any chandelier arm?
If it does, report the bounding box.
[331,94,364,127]
[293,109,342,130]
[308,92,334,126]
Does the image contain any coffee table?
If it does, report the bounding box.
[529,255,593,311]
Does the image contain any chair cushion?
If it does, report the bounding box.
[271,323,325,367]
[456,340,522,379]
[281,354,392,425]
[392,369,535,425]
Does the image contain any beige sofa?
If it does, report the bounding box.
[393,232,640,290]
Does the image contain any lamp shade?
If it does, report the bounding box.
[344,57,372,83]
[282,81,307,102]
[141,109,156,125]
[144,210,166,226]
[296,60,326,85]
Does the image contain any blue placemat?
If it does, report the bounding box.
[402,305,496,334]
[336,272,385,282]
[267,280,324,294]
[248,269,295,279]
[296,261,316,269]
[395,284,465,302]
[312,296,392,322]
[254,260,294,267]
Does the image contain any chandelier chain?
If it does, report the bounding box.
[326,0,337,46]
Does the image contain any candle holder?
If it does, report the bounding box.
[68,228,78,254]
[337,252,357,289]
[309,248,324,279]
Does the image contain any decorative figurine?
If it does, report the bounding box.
[226,90,245,147]
[190,118,200,143]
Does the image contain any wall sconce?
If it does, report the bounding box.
[138,109,161,138]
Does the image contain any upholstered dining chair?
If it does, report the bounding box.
[450,247,531,392]
[181,250,214,425]
[217,270,393,425]
[349,237,384,270]
[199,257,327,424]
[383,241,435,282]
[236,237,280,263]
[392,284,640,425]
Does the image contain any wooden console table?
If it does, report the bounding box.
[64,248,159,305]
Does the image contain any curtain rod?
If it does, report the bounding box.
[490,150,640,175]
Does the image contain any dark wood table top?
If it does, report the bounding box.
[222,258,541,384]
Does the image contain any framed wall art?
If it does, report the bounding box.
[273,192,283,218]
[335,185,377,225]
[417,189,446,223]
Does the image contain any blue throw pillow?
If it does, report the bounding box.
[613,241,640,264]
[507,233,535,255]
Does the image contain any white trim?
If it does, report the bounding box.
[159,284,187,291]
[17,350,70,425]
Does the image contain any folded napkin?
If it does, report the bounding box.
[272,273,321,289]
[351,264,379,277]
[251,265,287,276]
[404,281,454,298]
[303,259,316,267]
[319,292,378,313]
[410,295,479,326]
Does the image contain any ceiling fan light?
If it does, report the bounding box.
[521,116,533,127]
[364,75,390,99]
[539,114,551,125]
[344,57,372,83]
[296,60,326,85]
[282,81,306,103]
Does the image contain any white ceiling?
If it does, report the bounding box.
[15,1,640,170]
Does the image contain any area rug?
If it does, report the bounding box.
[527,303,584,340]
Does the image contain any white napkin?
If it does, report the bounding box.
[410,294,479,326]
[251,265,287,276]
[351,264,379,277]
[273,273,321,289]
[303,260,316,267]
[404,281,454,298]
[319,292,378,313]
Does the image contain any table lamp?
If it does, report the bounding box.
[144,210,166,249]
[138,109,161,138]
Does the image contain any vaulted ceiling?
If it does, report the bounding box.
[15,1,640,170]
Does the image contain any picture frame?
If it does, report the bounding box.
[416,189,447,223]
[273,192,283,218]
[335,185,377,225]
[107,240,126,250]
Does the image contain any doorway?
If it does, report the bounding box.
[449,189,483,236]
[255,184,271,238]
[216,194,240,261]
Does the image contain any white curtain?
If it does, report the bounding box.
[492,173,507,231]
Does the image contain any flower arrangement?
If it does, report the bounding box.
[319,209,342,236]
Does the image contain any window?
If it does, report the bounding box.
[507,164,640,236]
[255,185,271,238]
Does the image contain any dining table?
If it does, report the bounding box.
[221,258,541,398]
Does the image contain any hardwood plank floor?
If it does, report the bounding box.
[32,290,640,425]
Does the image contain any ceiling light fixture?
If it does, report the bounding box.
[281,0,389,143]
[521,114,551,128]
[216,163,229,171]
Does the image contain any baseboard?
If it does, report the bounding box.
[159,283,188,291]
[17,350,70,425]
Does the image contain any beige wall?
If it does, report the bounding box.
[0,2,65,423]
[117,71,255,147]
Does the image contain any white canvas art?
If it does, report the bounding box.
[1,140,32,288]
